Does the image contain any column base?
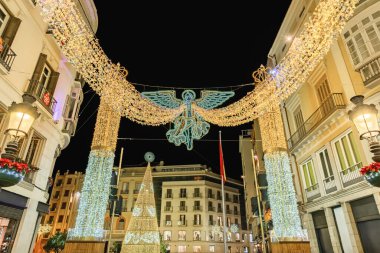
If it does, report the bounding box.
[270,241,311,253]
[63,240,106,253]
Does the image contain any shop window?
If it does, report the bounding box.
[0,217,18,253]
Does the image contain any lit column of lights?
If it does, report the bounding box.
[258,106,303,239]
[68,98,121,240]
[121,164,160,253]
[36,0,358,127]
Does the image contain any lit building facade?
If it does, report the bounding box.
[0,1,97,252]
[104,163,252,253]
[33,170,84,253]
[269,0,380,252]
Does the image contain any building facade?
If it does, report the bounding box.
[268,0,380,252]
[103,163,252,253]
[33,170,84,253]
[0,1,97,253]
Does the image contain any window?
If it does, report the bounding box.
[117,218,125,230]
[218,203,222,212]
[227,217,231,227]
[333,131,362,172]
[293,106,305,137]
[193,245,201,252]
[55,179,62,187]
[0,5,10,35]
[165,201,171,211]
[217,216,223,226]
[58,215,64,223]
[122,198,127,212]
[54,191,60,199]
[178,245,186,252]
[217,191,221,199]
[134,183,141,193]
[193,231,201,241]
[61,202,66,209]
[180,201,186,211]
[121,182,129,193]
[47,216,54,224]
[301,159,317,191]
[165,215,171,226]
[27,54,60,112]
[209,215,213,225]
[209,245,215,252]
[180,188,186,198]
[208,189,213,198]
[166,189,172,198]
[163,231,171,241]
[64,190,70,197]
[179,215,186,225]
[66,178,72,185]
[319,149,334,179]
[194,187,200,197]
[23,131,45,183]
[194,214,201,225]
[50,203,56,211]
[235,218,239,225]
[178,231,186,241]
[194,200,200,211]
[234,206,238,215]
[233,195,239,203]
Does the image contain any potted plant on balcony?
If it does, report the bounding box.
[360,162,380,187]
[0,158,31,187]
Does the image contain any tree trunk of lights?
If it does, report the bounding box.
[68,97,121,240]
[121,164,160,253]
[258,106,303,240]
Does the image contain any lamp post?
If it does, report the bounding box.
[348,95,380,162]
[1,100,39,161]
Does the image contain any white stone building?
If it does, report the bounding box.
[0,1,97,252]
[105,163,253,253]
[268,0,380,252]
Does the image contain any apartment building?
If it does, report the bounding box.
[269,0,380,252]
[33,170,84,253]
[104,163,252,253]
[0,1,96,252]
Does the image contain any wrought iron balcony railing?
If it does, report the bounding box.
[208,206,215,212]
[0,42,16,71]
[340,162,363,188]
[25,79,57,114]
[288,93,345,150]
[193,206,202,211]
[323,175,337,194]
[358,55,380,86]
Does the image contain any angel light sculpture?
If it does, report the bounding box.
[142,90,234,150]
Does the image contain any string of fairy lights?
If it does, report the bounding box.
[37,0,358,127]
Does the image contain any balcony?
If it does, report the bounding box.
[340,162,363,188]
[165,194,172,198]
[193,206,202,211]
[0,42,16,72]
[207,194,215,199]
[358,55,380,87]
[120,189,129,194]
[226,210,232,214]
[209,220,216,226]
[179,194,187,198]
[288,93,346,150]
[164,206,173,212]
[234,210,240,215]
[217,208,223,213]
[179,206,187,212]
[208,206,215,212]
[323,175,337,194]
[25,79,57,114]
[233,198,239,204]
[133,189,139,194]
[217,195,222,200]
[305,184,321,202]
[164,220,172,227]
[193,193,202,198]
[225,197,231,202]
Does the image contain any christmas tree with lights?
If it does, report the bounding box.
[121,153,160,253]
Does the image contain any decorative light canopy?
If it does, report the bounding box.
[36,0,358,127]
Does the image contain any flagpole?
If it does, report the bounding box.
[219,131,228,253]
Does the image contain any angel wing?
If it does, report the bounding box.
[142,90,182,109]
[194,90,235,109]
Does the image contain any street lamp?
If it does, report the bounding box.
[348,95,380,162]
[1,100,39,161]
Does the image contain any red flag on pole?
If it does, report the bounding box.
[219,131,227,183]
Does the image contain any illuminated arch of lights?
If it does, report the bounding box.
[37,0,358,127]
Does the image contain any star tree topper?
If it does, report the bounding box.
[142,90,234,150]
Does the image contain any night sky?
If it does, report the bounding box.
[55,1,292,180]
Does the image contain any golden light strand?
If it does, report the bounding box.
[36,0,358,127]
